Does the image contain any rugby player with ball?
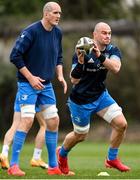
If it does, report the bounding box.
[57,22,130,175]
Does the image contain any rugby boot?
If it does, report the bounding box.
[47,166,63,175]
[0,154,9,169]
[7,164,25,176]
[105,158,130,172]
[56,146,75,175]
[30,158,48,169]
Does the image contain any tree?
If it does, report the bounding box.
[0,0,124,20]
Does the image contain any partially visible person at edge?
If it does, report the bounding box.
[0,92,48,170]
[7,1,68,176]
[57,22,131,175]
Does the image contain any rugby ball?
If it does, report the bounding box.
[75,37,94,54]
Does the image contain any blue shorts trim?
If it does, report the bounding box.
[68,90,116,127]
[14,93,40,112]
[14,82,56,112]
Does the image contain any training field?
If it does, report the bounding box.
[0,142,140,179]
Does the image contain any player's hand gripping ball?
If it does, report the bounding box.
[75,37,95,54]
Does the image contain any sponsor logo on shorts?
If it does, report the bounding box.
[21,94,28,100]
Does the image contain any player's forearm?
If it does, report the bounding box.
[70,77,80,85]
[103,58,121,74]
[56,64,64,79]
[19,67,33,81]
[10,53,25,69]
[70,63,84,84]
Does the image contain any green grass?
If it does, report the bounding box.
[0,142,140,179]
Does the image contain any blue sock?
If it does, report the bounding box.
[108,147,118,160]
[45,130,58,168]
[60,145,70,157]
[10,131,27,166]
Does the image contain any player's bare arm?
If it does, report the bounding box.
[56,65,67,94]
[92,42,121,74]
[70,49,85,85]
[102,57,121,74]
[19,67,45,90]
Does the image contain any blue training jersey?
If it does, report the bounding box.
[10,21,63,83]
[70,44,122,105]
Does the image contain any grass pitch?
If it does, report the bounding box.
[0,142,140,179]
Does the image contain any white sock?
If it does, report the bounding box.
[32,148,42,160]
[2,145,9,157]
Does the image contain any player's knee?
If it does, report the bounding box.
[35,112,46,127]
[18,117,34,132]
[118,120,128,132]
[25,118,34,131]
[21,104,36,118]
[38,121,46,128]
[74,132,87,142]
[103,103,122,123]
[73,123,90,135]
[46,116,60,131]
[50,116,59,126]
[42,105,58,120]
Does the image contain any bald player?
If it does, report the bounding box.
[7,1,67,176]
[57,22,130,175]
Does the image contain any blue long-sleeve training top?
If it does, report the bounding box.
[70,44,122,104]
[10,21,63,83]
